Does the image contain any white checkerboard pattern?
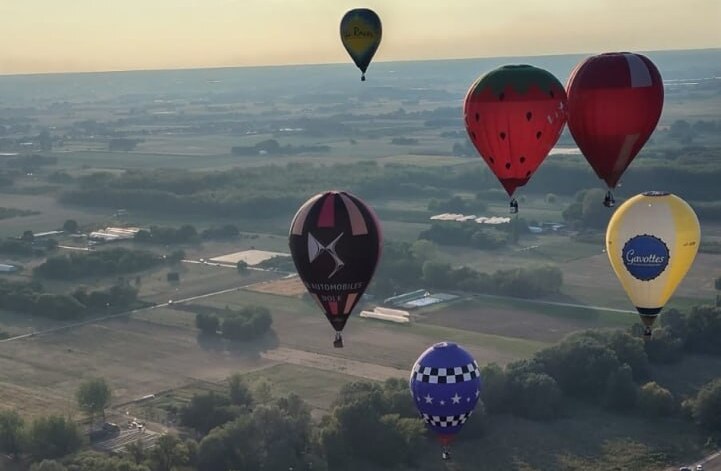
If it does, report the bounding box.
[412,361,480,384]
[421,411,473,428]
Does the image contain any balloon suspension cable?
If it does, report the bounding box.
[333,331,344,348]
[603,190,615,208]
[441,446,451,461]
[509,198,519,214]
[361,73,366,82]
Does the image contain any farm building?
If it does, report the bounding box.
[384,289,459,310]
[360,307,411,324]
[34,230,64,239]
[88,227,141,242]
[0,264,18,273]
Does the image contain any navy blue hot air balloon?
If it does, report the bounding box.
[409,342,482,460]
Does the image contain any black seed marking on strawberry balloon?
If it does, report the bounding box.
[520,156,526,163]
[499,92,505,101]
[526,112,532,121]
[549,90,555,98]
[526,171,531,177]
[499,132,506,140]
[505,163,511,169]
[489,157,495,163]
[536,131,542,139]
[475,112,479,122]
[471,131,476,141]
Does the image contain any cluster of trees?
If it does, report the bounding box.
[195,306,273,341]
[0,238,38,257]
[371,240,562,299]
[134,224,248,244]
[6,154,57,170]
[57,163,490,219]
[231,138,330,156]
[0,279,139,320]
[0,207,38,220]
[390,137,418,146]
[0,412,82,462]
[34,248,163,279]
[427,195,487,214]
[256,255,296,272]
[108,138,141,151]
[643,305,721,362]
[135,225,199,245]
[172,374,318,470]
[562,188,615,230]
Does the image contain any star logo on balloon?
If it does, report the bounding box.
[451,394,461,404]
[307,232,345,279]
[424,394,433,404]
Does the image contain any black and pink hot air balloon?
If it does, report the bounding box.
[289,191,382,348]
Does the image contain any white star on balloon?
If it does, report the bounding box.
[466,397,471,402]
[424,394,433,404]
[475,389,480,398]
[451,393,461,404]
[440,400,445,406]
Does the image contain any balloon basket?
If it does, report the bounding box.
[441,446,451,461]
[333,332,344,348]
[361,74,366,82]
[509,199,519,214]
[603,191,615,208]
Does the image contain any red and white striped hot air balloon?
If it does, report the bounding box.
[566,52,664,207]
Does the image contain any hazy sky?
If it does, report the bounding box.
[1,0,719,75]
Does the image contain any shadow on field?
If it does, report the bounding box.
[196,330,279,359]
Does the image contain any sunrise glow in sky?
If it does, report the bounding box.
[1,0,719,75]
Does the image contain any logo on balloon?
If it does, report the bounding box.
[308,233,345,279]
[622,235,670,281]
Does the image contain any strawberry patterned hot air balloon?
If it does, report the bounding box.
[289,191,382,347]
[566,52,664,207]
[464,64,568,213]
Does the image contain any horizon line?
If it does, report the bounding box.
[1,46,719,79]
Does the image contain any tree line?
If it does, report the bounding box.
[195,306,273,341]
[0,279,140,321]
[34,248,164,280]
[370,240,562,299]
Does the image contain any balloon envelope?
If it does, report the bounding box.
[340,8,382,80]
[566,52,664,189]
[464,64,567,197]
[289,191,382,336]
[605,191,700,330]
[409,342,481,445]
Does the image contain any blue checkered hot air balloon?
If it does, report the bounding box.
[409,342,482,460]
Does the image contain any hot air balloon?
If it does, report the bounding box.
[409,342,482,460]
[340,8,382,81]
[566,52,664,207]
[606,191,700,337]
[289,191,382,347]
[464,64,568,213]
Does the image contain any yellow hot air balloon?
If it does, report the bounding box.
[606,191,700,337]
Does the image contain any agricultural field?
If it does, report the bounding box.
[0,50,719,470]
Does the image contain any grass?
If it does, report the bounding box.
[241,363,359,413]
[404,322,547,357]
[202,288,319,316]
[466,295,638,329]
